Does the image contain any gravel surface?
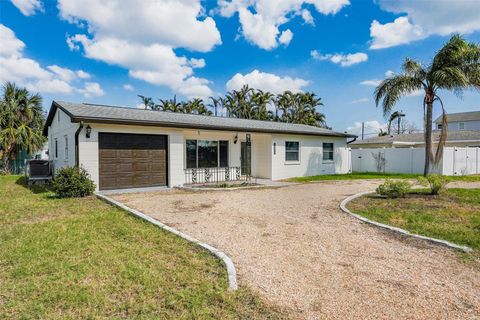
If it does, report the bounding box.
[112,180,480,319]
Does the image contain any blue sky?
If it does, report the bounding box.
[1,0,480,137]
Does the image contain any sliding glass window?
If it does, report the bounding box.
[186,140,229,168]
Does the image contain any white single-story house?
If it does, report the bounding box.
[44,101,355,191]
[349,130,480,149]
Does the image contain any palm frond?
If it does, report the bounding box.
[374,75,424,116]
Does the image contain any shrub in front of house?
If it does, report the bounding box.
[52,166,95,198]
[417,174,448,195]
[376,179,411,198]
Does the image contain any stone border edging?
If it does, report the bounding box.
[95,193,238,290]
[339,191,473,253]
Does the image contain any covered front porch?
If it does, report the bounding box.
[182,130,273,185]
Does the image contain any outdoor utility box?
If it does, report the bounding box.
[25,160,53,185]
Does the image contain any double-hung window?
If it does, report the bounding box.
[323,143,334,161]
[459,122,465,130]
[285,141,299,161]
[54,138,58,159]
[186,140,229,168]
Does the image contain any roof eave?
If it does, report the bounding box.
[69,116,356,138]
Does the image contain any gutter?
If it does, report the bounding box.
[74,122,84,167]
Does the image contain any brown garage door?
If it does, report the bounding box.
[99,133,167,190]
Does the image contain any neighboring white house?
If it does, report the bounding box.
[44,101,355,191]
[350,130,480,149]
[434,110,480,131]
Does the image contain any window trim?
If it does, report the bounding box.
[185,139,229,169]
[322,142,334,162]
[64,135,69,160]
[285,141,300,163]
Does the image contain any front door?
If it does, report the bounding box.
[240,141,251,175]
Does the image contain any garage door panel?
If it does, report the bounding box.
[99,133,168,190]
[100,149,117,158]
[150,174,166,185]
[150,161,166,171]
[132,162,149,171]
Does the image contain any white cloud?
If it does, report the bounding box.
[226,69,309,94]
[0,24,25,57]
[0,24,103,96]
[350,97,369,104]
[360,70,396,86]
[346,120,386,136]
[278,29,293,46]
[76,70,90,79]
[59,0,219,98]
[217,0,349,50]
[47,65,76,82]
[371,1,480,49]
[188,58,206,69]
[360,79,381,86]
[370,17,425,49]
[311,50,368,67]
[301,9,314,25]
[77,82,104,98]
[10,0,43,16]
[123,84,134,92]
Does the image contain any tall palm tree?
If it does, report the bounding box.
[137,95,154,110]
[375,35,480,175]
[208,96,221,116]
[251,89,274,120]
[0,82,45,173]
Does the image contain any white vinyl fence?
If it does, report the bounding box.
[351,147,480,176]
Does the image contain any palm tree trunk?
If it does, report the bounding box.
[423,102,433,176]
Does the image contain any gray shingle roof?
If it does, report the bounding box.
[351,130,480,145]
[434,111,480,123]
[45,101,355,138]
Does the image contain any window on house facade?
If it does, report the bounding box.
[186,139,229,168]
[285,141,299,161]
[323,143,334,161]
[459,122,465,130]
[55,139,58,158]
[437,124,443,130]
[64,135,69,160]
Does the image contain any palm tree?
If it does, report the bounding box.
[375,35,480,175]
[208,96,221,116]
[167,95,183,113]
[252,90,274,120]
[137,95,154,110]
[0,82,45,173]
[387,111,405,135]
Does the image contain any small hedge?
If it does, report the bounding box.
[52,166,95,198]
[376,179,412,198]
[417,174,448,195]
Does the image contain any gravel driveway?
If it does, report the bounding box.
[111,180,480,319]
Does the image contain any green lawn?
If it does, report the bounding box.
[347,188,480,251]
[0,175,285,319]
[287,172,480,183]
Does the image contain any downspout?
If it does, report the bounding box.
[75,122,84,167]
[347,137,357,144]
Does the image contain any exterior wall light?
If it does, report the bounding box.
[85,125,92,138]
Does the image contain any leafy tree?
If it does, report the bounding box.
[0,82,46,173]
[375,35,480,175]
